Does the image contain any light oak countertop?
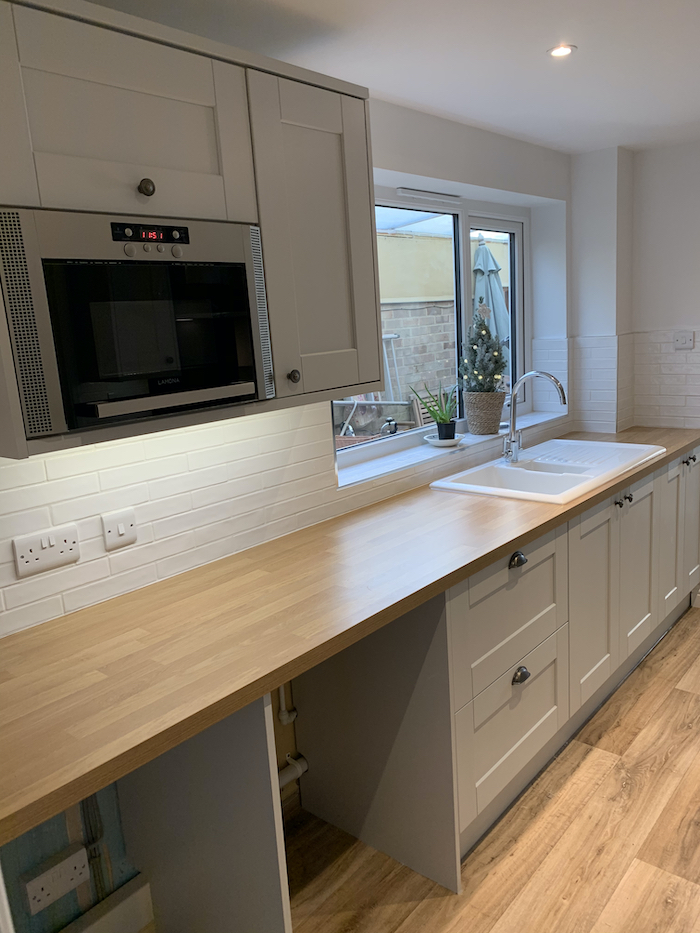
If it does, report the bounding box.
[1,426,699,845]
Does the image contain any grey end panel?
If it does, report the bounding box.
[249,225,275,400]
[0,210,66,437]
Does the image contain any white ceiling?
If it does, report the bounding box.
[91,0,700,153]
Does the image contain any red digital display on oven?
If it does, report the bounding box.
[141,229,163,240]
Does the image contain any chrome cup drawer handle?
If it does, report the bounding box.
[509,550,528,569]
[512,666,531,686]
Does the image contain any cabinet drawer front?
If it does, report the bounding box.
[455,627,569,826]
[448,528,567,709]
[33,152,227,220]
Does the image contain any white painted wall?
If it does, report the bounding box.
[531,202,567,339]
[571,148,620,338]
[369,100,570,202]
[633,139,700,332]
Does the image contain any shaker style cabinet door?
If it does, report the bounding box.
[682,448,700,594]
[618,474,657,660]
[247,71,381,397]
[11,5,257,222]
[0,2,39,206]
[568,498,620,715]
[654,458,685,622]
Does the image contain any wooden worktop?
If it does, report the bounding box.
[1,426,699,845]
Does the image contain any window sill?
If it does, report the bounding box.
[336,411,569,488]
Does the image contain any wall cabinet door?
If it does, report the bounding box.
[655,458,685,621]
[0,2,39,206]
[569,498,620,714]
[247,70,381,398]
[682,447,700,594]
[11,5,257,222]
[618,474,657,660]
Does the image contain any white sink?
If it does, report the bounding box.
[430,439,667,504]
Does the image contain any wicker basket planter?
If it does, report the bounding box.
[464,391,505,435]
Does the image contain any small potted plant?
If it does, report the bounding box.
[411,383,457,439]
[459,309,507,434]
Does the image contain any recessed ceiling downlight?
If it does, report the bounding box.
[548,44,577,57]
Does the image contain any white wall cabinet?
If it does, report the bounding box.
[10,5,258,222]
[247,71,381,398]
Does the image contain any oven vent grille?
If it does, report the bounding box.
[249,225,275,399]
[0,211,53,435]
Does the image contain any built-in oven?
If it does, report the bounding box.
[0,208,275,439]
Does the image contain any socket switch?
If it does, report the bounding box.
[22,842,89,915]
[102,507,137,551]
[13,525,80,578]
[675,330,695,350]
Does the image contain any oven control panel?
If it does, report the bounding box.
[111,222,190,244]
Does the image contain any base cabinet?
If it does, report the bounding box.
[618,474,657,658]
[569,498,619,714]
[682,447,700,594]
[456,625,569,827]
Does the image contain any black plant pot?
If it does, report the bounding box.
[437,421,456,440]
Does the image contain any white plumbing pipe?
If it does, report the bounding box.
[279,754,308,789]
[278,684,297,725]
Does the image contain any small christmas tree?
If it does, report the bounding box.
[460,305,507,393]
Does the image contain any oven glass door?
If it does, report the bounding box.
[43,259,257,428]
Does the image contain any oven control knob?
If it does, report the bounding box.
[143,244,152,253]
[172,230,180,240]
[124,243,137,257]
[157,244,165,253]
[171,245,183,258]
[124,227,133,237]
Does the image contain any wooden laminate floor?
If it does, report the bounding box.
[286,607,700,933]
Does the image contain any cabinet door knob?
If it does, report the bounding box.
[512,666,531,686]
[137,177,156,197]
[508,550,528,569]
[624,493,634,503]
[684,455,697,466]
[287,369,301,384]
[615,499,624,508]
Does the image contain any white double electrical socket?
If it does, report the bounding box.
[13,524,80,578]
[23,842,89,915]
[102,507,137,551]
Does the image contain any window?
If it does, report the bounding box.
[332,198,528,455]
[469,219,524,397]
[333,205,460,450]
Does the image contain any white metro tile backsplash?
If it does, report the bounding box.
[0,402,568,638]
[634,330,700,429]
[571,336,619,432]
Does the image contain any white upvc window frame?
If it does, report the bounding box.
[333,188,538,484]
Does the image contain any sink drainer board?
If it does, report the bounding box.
[430,439,667,504]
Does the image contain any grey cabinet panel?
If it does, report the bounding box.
[248,70,381,397]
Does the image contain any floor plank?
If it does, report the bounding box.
[285,610,700,933]
[638,740,700,883]
[590,859,700,933]
[577,608,700,755]
[479,688,700,933]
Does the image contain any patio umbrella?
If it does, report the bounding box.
[472,235,510,358]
